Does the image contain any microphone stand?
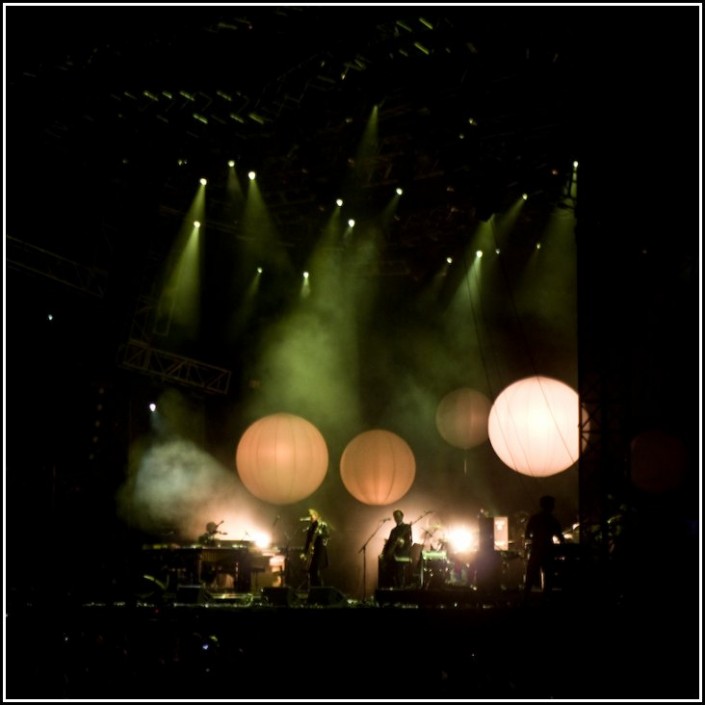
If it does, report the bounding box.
[358,519,388,603]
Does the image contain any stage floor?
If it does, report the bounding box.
[6,582,700,701]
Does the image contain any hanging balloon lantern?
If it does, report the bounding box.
[235,413,328,505]
[488,375,580,477]
[435,387,492,450]
[340,429,416,506]
[630,429,687,494]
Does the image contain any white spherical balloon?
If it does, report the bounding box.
[488,376,579,477]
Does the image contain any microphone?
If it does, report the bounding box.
[381,518,391,522]
[299,517,310,521]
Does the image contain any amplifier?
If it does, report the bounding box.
[176,585,205,604]
[262,587,296,606]
[306,586,347,606]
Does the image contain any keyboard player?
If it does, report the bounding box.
[198,521,225,546]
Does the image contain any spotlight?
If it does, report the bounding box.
[248,171,256,180]
[228,160,235,168]
[149,403,157,413]
[193,221,201,228]
[336,198,343,207]
[200,178,207,186]
[395,187,403,196]
[348,219,355,228]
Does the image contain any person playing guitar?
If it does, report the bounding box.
[381,509,413,588]
[300,508,330,588]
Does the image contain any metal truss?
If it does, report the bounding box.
[119,339,231,395]
[6,236,107,298]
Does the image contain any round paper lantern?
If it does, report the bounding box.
[488,376,580,477]
[630,429,687,494]
[340,430,416,506]
[435,387,492,449]
[235,413,328,505]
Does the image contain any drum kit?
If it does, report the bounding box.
[418,525,452,588]
[414,524,525,590]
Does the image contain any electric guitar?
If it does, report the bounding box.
[383,535,406,561]
[305,532,317,570]
[304,522,328,569]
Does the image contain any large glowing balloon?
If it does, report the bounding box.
[340,430,416,506]
[235,413,328,505]
[488,376,580,477]
[630,429,687,494]
[435,387,492,449]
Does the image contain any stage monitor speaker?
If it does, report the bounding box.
[262,586,296,607]
[307,586,347,606]
[176,585,205,604]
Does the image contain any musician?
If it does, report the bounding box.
[300,508,330,588]
[381,510,413,588]
[198,521,221,546]
[196,521,233,589]
[523,495,565,598]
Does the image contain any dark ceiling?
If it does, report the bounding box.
[8,6,699,267]
[8,7,699,268]
[7,7,591,268]
[5,6,700,410]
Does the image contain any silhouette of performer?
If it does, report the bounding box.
[381,509,413,588]
[524,496,565,598]
[300,508,330,587]
[198,521,222,546]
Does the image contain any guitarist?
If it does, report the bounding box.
[382,510,413,588]
[300,508,330,587]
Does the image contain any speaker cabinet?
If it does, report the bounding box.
[306,586,347,606]
[478,516,495,551]
[262,586,296,607]
[176,585,205,604]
